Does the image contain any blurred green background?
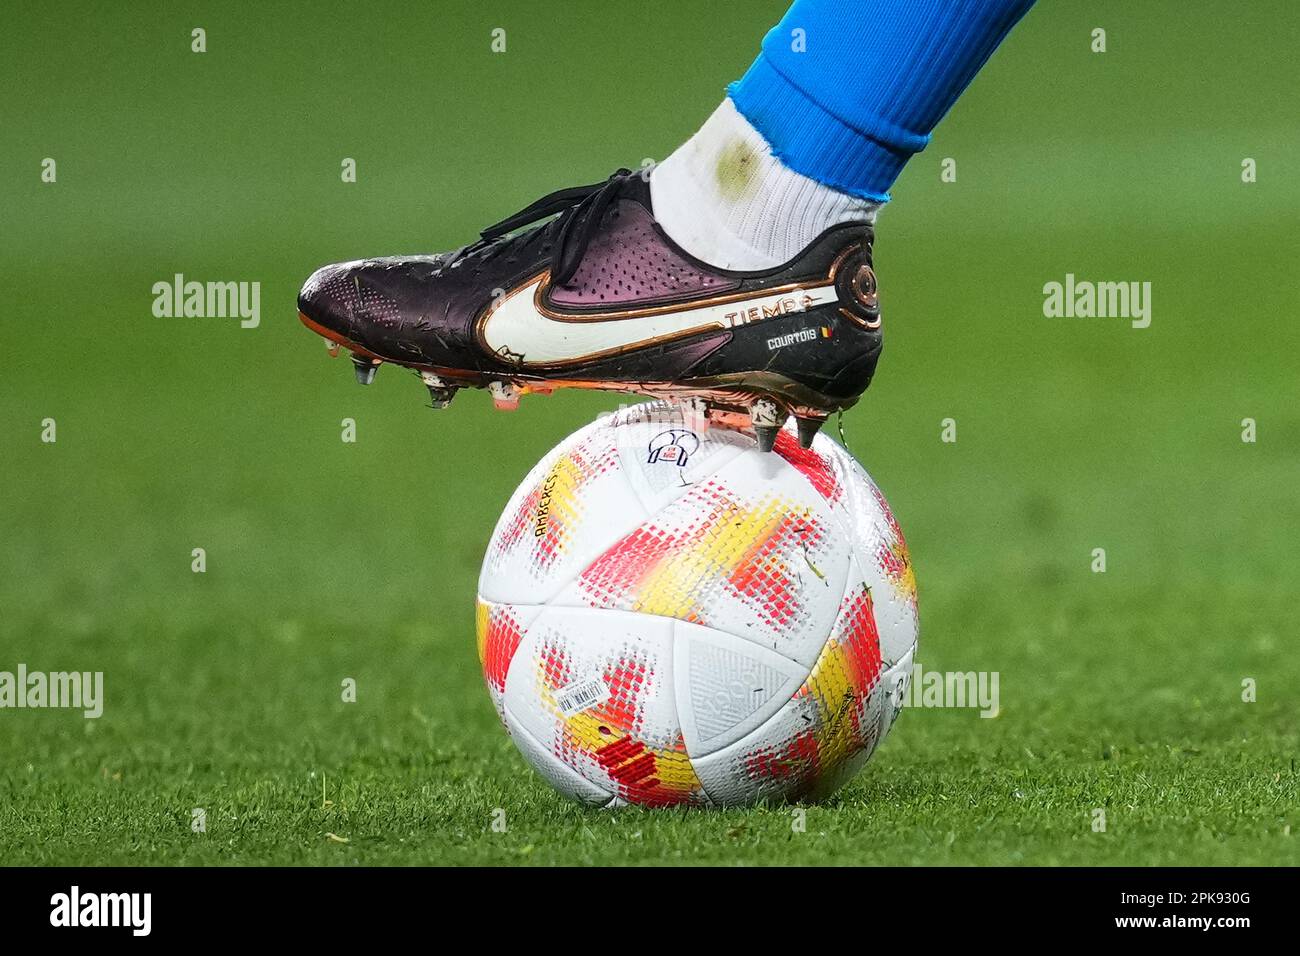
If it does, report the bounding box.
[0,0,1296,864]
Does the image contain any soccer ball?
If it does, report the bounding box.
[476,402,918,807]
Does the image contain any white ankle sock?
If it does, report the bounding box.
[650,98,880,272]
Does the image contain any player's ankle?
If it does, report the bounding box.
[650,98,880,272]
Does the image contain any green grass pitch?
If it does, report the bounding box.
[1,1,1296,865]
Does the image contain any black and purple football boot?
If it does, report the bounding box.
[297,169,882,450]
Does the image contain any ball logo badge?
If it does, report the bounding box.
[646,429,699,467]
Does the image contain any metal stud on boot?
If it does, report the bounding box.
[420,371,456,409]
[750,397,787,454]
[680,396,712,432]
[352,355,380,385]
[489,380,520,411]
[795,415,825,450]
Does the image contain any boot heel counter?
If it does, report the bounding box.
[825,242,883,400]
[822,333,883,401]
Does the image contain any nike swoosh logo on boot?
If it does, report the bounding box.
[478,273,840,366]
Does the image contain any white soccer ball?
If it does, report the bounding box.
[476,402,918,807]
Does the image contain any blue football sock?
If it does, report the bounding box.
[729,0,1036,201]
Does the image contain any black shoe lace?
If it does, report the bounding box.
[476,168,633,285]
